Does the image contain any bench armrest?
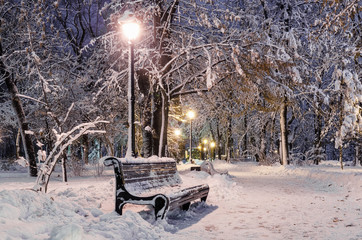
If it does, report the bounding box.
[100,156,124,177]
[101,156,119,167]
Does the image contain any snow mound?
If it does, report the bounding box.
[50,224,84,240]
[0,161,361,239]
[0,190,59,220]
[0,188,175,239]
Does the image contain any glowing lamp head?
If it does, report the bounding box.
[203,147,207,152]
[174,129,181,136]
[210,142,216,148]
[203,139,208,144]
[122,22,140,41]
[186,110,195,119]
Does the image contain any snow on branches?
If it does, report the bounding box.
[33,119,109,193]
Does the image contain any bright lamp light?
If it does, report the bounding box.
[186,110,195,119]
[210,142,216,148]
[122,22,140,41]
[203,139,208,144]
[174,129,181,136]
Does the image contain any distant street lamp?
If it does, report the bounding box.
[121,16,140,158]
[187,110,195,162]
[174,129,181,136]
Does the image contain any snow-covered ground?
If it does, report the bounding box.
[0,160,361,240]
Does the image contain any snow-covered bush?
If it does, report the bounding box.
[290,147,326,166]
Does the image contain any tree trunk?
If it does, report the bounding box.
[338,90,344,170]
[314,78,323,165]
[142,125,153,157]
[339,106,344,169]
[137,69,153,157]
[259,123,267,162]
[280,97,289,166]
[243,115,248,154]
[151,90,162,156]
[61,152,67,182]
[1,43,37,176]
[270,113,278,155]
[150,2,179,157]
[339,145,344,170]
[355,144,361,167]
[16,128,21,159]
[44,119,53,155]
[158,92,169,157]
[216,119,222,159]
[102,134,114,156]
[314,111,322,165]
[99,139,102,158]
[226,115,233,163]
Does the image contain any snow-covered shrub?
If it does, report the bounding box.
[91,162,104,177]
[68,155,84,177]
[290,147,326,166]
[0,159,17,171]
[259,153,280,166]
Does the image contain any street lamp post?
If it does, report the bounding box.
[203,139,208,160]
[122,20,140,158]
[210,141,216,160]
[186,110,195,162]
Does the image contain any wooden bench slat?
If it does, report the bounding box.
[125,176,181,186]
[124,169,179,177]
[123,169,177,175]
[123,174,178,181]
[122,166,177,176]
[122,165,177,171]
[169,193,209,210]
[122,162,176,168]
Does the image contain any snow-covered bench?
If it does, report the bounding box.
[102,156,209,220]
[200,161,228,175]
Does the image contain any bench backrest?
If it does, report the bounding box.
[103,157,182,192]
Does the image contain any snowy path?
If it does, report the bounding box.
[175,162,362,240]
[0,161,361,239]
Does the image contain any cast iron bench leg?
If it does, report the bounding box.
[154,195,169,220]
[181,202,191,211]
